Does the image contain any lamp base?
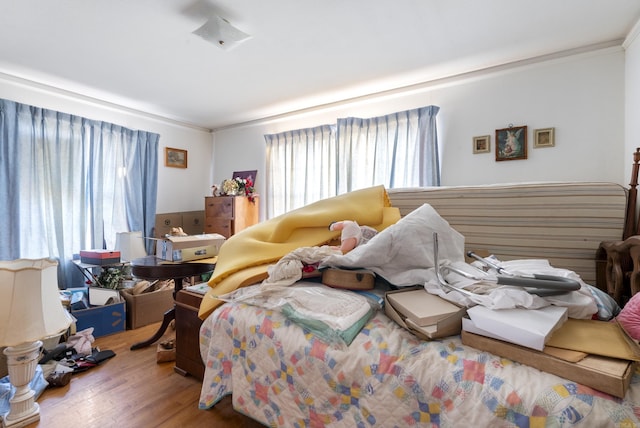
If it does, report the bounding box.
[2,341,42,428]
[2,405,40,428]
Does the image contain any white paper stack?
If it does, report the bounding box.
[463,305,568,351]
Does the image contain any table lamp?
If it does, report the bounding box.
[0,258,73,427]
[115,231,148,262]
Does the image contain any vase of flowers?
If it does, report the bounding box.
[221,176,257,202]
[221,179,239,196]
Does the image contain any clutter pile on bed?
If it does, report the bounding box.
[198,183,640,427]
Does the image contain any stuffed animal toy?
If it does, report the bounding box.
[329,220,378,253]
[169,226,188,236]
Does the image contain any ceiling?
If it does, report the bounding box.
[1,1,639,131]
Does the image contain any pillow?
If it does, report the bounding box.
[616,292,640,340]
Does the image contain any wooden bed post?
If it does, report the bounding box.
[625,147,640,239]
[598,147,640,305]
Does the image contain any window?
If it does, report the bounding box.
[0,99,159,288]
[265,106,439,218]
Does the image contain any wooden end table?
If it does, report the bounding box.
[129,256,215,350]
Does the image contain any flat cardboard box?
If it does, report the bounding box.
[72,302,126,338]
[461,330,636,398]
[120,287,174,329]
[80,249,121,265]
[465,305,568,351]
[387,288,464,326]
[155,233,225,262]
[385,288,466,340]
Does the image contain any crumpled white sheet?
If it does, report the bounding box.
[321,204,466,287]
[263,245,341,287]
[424,257,598,319]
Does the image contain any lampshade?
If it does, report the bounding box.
[192,15,251,51]
[1,258,72,427]
[115,231,148,262]
[0,258,72,348]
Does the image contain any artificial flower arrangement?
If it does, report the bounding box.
[220,176,257,202]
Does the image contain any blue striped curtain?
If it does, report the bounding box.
[0,99,159,288]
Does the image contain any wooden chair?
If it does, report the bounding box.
[598,148,640,305]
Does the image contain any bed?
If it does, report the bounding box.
[197,181,640,427]
[199,298,640,427]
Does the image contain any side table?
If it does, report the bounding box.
[175,289,205,379]
[129,256,215,350]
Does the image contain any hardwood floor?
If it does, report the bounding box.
[27,322,265,428]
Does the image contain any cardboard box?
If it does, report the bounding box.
[80,249,121,265]
[464,305,568,351]
[461,330,637,398]
[155,233,225,262]
[154,213,183,238]
[157,342,176,363]
[89,286,122,305]
[72,302,126,338]
[181,211,205,235]
[120,287,174,329]
[385,288,466,340]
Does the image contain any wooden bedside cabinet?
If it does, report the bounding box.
[204,196,258,238]
[174,289,205,380]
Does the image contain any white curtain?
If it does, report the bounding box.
[0,99,159,288]
[265,105,439,218]
[265,125,336,219]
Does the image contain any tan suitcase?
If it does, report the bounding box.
[321,268,375,290]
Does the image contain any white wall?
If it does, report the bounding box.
[0,77,213,214]
[211,46,628,220]
[0,43,630,218]
[626,22,640,185]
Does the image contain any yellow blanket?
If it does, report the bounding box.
[199,185,401,319]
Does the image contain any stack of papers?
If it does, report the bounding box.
[463,305,568,351]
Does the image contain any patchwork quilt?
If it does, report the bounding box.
[199,302,640,427]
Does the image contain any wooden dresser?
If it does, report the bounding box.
[204,196,259,238]
[174,289,205,380]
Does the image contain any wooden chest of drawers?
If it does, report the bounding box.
[204,196,258,238]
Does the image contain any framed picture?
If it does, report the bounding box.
[473,135,491,154]
[165,147,187,168]
[232,170,258,182]
[534,128,555,148]
[495,126,527,161]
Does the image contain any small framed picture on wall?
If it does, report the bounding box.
[165,147,188,168]
[534,128,555,148]
[473,135,491,154]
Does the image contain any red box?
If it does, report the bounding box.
[80,249,121,265]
